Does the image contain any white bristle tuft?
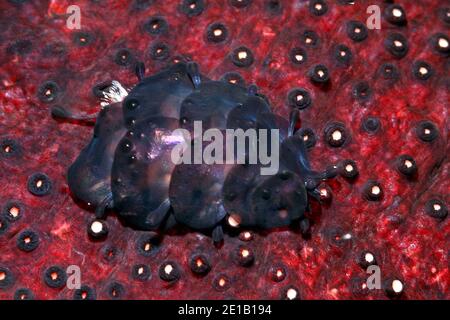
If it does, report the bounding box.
[100,80,129,107]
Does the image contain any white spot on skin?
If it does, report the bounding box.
[419,67,428,75]
[218,278,226,287]
[242,231,252,240]
[371,185,381,195]
[9,206,20,218]
[195,259,203,267]
[394,40,403,47]
[286,288,298,300]
[404,159,413,168]
[392,279,403,293]
[295,54,303,61]
[238,51,248,60]
[392,8,402,17]
[241,249,250,258]
[90,221,103,234]
[438,37,449,48]
[365,252,374,263]
[319,188,328,197]
[332,130,342,141]
[164,264,173,275]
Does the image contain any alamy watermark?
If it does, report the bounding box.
[170,121,280,176]
[366,265,381,289]
[366,5,381,30]
[66,5,81,30]
[66,265,81,290]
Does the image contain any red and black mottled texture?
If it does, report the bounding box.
[0,0,448,299]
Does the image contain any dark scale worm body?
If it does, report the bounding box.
[57,61,337,243]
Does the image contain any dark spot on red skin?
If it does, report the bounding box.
[296,128,316,149]
[143,16,168,35]
[346,21,368,42]
[0,217,9,235]
[206,22,228,43]
[131,264,151,281]
[396,155,418,178]
[37,81,60,103]
[87,219,109,240]
[0,267,15,289]
[6,39,32,55]
[106,282,125,299]
[114,48,135,67]
[159,261,181,282]
[27,173,52,196]
[333,44,352,66]
[425,199,448,220]
[350,277,370,298]
[385,33,409,58]
[269,264,286,282]
[189,254,211,276]
[233,245,255,267]
[1,138,21,158]
[43,266,67,289]
[14,288,34,300]
[0,0,447,300]
[73,285,96,300]
[288,88,312,110]
[357,251,377,269]
[338,159,359,180]
[384,4,407,26]
[2,200,24,222]
[16,230,39,252]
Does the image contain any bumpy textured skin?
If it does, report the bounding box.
[0,0,448,300]
[71,61,317,234]
[68,102,126,208]
[111,116,180,230]
[122,62,198,123]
